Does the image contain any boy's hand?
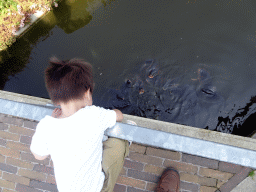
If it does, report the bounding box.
[51,108,62,118]
[113,109,123,122]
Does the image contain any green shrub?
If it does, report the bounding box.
[249,170,255,178]
[0,0,18,15]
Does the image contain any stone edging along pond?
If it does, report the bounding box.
[0,0,60,51]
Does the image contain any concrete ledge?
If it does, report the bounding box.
[121,114,256,151]
[0,90,52,105]
[1,90,255,150]
[1,90,256,171]
[13,10,46,37]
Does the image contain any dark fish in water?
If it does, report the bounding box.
[100,59,226,131]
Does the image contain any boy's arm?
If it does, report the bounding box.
[30,121,50,161]
[113,109,123,122]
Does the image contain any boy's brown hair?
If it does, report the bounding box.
[44,56,94,105]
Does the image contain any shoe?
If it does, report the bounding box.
[156,167,180,192]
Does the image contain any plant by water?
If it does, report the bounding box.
[0,0,60,51]
[248,170,255,178]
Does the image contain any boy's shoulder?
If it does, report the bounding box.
[89,105,112,111]
[88,105,116,116]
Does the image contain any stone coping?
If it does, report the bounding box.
[0,89,255,153]
[13,10,46,37]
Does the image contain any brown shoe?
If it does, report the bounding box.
[156,167,180,192]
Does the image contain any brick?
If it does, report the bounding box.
[18,168,46,181]
[182,153,219,169]
[163,159,198,174]
[116,175,146,189]
[0,179,15,190]
[0,116,23,127]
[127,186,151,192]
[113,183,126,192]
[146,147,181,161]
[46,175,56,185]
[20,136,32,145]
[20,152,50,166]
[9,125,35,137]
[129,143,146,154]
[143,164,165,176]
[198,176,217,187]
[180,181,199,192]
[180,172,199,183]
[0,146,20,158]
[199,167,233,181]
[33,164,54,175]
[127,169,159,183]
[219,167,252,192]
[6,157,34,170]
[217,180,226,188]
[16,183,42,192]
[0,131,19,141]
[146,182,157,191]
[0,163,17,174]
[2,189,15,192]
[29,179,58,192]
[6,141,30,153]
[200,186,217,192]
[218,161,243,174]
[0,138,6,147]
[3,172,30,186]
[128,152,163,166]
[23,121,38,130]
[0,123,8,131]
[124,159,144,171]
[0,154,5,163]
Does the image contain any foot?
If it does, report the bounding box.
[156,167,180,192]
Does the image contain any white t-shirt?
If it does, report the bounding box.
[30,105,116,192]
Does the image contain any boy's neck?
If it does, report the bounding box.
[59,101,92,118]
[57,91,93,118]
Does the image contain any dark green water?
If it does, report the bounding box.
[1,0,256,137]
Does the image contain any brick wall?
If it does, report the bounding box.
[0,113,252,192]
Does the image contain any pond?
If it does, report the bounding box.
[1,0,256,137]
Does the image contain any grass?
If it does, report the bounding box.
[249,170,255,179]
[0,0,60,51]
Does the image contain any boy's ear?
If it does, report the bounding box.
[84,90,88,98]
[86,89,91,97]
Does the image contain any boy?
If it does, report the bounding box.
[30,56,130,192]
